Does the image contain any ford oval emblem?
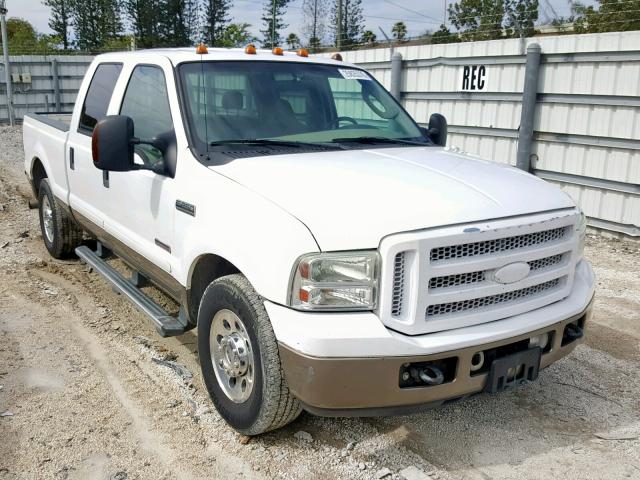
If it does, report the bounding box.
[493,262,530,284]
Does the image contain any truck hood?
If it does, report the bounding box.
[212,147,575,251]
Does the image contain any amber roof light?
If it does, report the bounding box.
[196,43,208,54]
[331,52,343,61]
[272,47,284,56]
[297,48,309,57]
[245,43,257,54]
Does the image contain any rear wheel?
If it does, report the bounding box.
[197,274,301,435]
[38,178,83,259]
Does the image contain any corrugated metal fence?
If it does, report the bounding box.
[1,31,638,237]
[333,30,640,238]
[0,55,93,120]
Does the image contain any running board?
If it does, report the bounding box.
[75,245,187,337]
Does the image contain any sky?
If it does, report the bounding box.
[5,0,583,44]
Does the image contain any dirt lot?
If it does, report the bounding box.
[0,125,639,480]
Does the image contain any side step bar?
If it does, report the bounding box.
[76,245,188,337]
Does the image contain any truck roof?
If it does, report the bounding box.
[94,47,357,68]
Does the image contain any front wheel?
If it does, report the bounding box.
[197,274,301,435]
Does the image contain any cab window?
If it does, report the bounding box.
[120,65,173,165]
[78,63,122,134]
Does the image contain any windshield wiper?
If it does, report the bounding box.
[209,139,343,149]
[331,136,430,146]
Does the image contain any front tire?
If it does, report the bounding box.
[197,274,301,435]
[38,178,83,259]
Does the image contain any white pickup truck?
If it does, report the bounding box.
[23,46,595,435]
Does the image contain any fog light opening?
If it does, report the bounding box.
[411,365,444,386]
[529,332,550,351]
[470,351,485,372]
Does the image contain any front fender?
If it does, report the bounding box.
[174,161,320,305]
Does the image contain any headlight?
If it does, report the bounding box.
[289,252,379,310]
[576,210,587,259]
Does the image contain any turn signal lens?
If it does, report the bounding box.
[297,48,309,57]
[272,47,284,55]
[245,43,257,54]
[331,52,343,61]
[196,43,208,54]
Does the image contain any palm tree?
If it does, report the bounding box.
[392,21,407,41]
[362,29,377,44]
[286,32,301,49]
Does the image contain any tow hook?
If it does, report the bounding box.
[410,365,445,386]
[563,322,584,345]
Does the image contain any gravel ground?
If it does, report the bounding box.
[0,125,639,480]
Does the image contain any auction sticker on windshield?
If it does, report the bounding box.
[339,69,371,80]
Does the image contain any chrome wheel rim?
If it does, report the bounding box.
[210,309,255,403]
[41,196,54,243]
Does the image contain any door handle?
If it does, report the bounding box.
[69,147,75,170]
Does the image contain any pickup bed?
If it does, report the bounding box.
[23,46,595,435]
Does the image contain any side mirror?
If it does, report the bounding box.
[92,115,135,171]
[427,113,447,147]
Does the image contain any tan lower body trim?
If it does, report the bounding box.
[279,301,593,413]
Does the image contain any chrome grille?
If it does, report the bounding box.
[430,226,569,262]
[391,252,405,316]
[429,270,485,290]
[426,278,562,318]
[428,253,565,291]
[529,254,563,271]
[379,212,579,335]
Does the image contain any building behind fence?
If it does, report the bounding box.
[1,31,638,238]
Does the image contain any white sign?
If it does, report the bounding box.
[459,65,488,91]
[339,69,371,80]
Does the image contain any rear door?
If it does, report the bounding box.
[67,62,123,227]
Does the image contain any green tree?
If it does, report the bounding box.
[448,0,505,41]
[261,0,290,48]
[204,0,232,46]
[43,0,72,49]
[391,21,407,41]
[361,29,376,44]
[2,18,39,54]
[221,23,256,47]
[331,0,364,47]
[302,0,327,51]
[70,0,123,51]
[430,23,459,43]
[573,0,640,33]
[504,0,538,38]
[124,0,162,48]
[160,0,198,46]
[286,32,300,49]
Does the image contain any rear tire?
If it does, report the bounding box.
[197,274,301,435]
[38,178,83,259]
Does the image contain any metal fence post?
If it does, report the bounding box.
[516,43,541,172]
[51,59,61,112]
[0,2,15,126]
[390,51,403,101]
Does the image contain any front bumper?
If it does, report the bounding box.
[279,302,592,415]
[266,260,595,415]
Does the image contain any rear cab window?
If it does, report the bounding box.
[78,63,123,135]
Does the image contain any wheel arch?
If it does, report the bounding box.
[30,157,48,197]
[186,253,241,325]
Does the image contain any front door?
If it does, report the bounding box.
[102,60,177,276]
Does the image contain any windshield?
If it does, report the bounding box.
[178,61,427,158]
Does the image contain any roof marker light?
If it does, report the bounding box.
[297,48,309,57]
[331,52,343,61]
[196,43,208,54]
[272,47,284,56]
[245,44,257,54]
